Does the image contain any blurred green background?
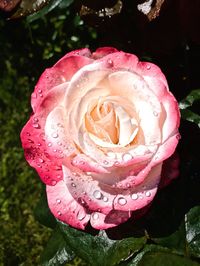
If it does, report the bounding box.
[0,4,97,265]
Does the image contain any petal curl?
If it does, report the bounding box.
[46,180,90,230]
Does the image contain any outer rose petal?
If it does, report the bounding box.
[90,210,131,230]
[31,54,93,112]
[92,47,119,59]
[21,84,67,185]
[47,180,90,230]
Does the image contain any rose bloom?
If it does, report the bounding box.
[21,47,180,230]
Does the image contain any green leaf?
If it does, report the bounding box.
[127,245,199,266]
[185,206,200,258]
[58,221,147,266]
[10,0,51,19]
[59,223,115,266]
[180,109,200,128]
[179,89,200,110]
[151,206,200,259]
[34,187,57,229]
[40,227,75,266]
[179,89,200,128]
[27,0,73,23]
[106,237,146,266]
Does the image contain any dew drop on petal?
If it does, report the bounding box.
[131,193,138,200]
[56,199,61,204]
[32,123,40,129]
[92,212,99,220]
[145,191,151,197]
[33,117,39,122]
[103,196,108,202]
[52,132,58,138]
[118,197,127,205]
[122,153,133,162]
[57,211,62,216]
[48,142,52,147]
[153,111,158,117]
[93,190,102,199]
[71,183,76,187]
[146,65,151,70]
[107,59,113,66]
[51,180,57,185]
[77,211,86,221]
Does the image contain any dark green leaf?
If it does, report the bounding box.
[137,252,199,266]
[106,237,146,266]
[179,89,200,110]
[40,227,75,266]
[180,109,200,128]
[27,0,73,23]
[10,0,51,19]
[185,206,200,258]
[59,222,115,266]
[34,188,57,229]
[127,245,199,266]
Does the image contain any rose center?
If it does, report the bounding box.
[85,97,139,147]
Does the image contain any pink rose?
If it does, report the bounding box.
[21,47,180,230]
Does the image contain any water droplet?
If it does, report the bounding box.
[146,65,151,70]
[131,193,138,200]
[118,197,127,205]
[38,89,42,93]
[92,212,99,220]
[103,160,109,165]
[48,142,52,147]
[145,191,151,197]
[153,111,158,116]
[176,133,181,140]
[57,175,62,179]
[33,117,38,122]
[93,190,102,199]
[56,199,61,204]
[103,196,108,202]
[58,142,62,146]
[122,153,133,162]
[71,183,76,187]
[57,211,62,216]
[51,180,57,185]
[32,92,37,98]
[107,59,113,66]
[38,158,44,163]
[32,123,40,129]
[26,132,31,136]
[52,132,58,138]
[57,123,64,127]
[77,211,86,221]
[114,161,120,166]
[28,138,34,143]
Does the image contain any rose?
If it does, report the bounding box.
[21,47,180,230]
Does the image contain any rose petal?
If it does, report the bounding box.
[62,163,115,215]
[32,54,93,112]
[113,163,162,212]
[47,180,90,230]
[92,47,119,59]
[21,83,67,185]
[90,210,131,230]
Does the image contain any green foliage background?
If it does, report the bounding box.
[0,5,97,265]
